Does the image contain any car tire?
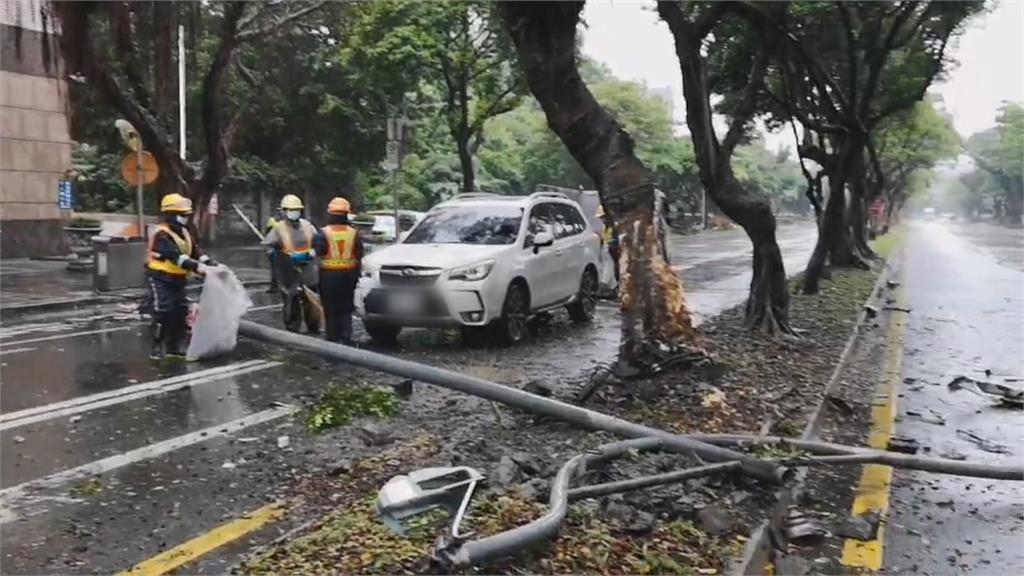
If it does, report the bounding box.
[364,320,401,345]
[567,267,598,324]
[493,282,529,345]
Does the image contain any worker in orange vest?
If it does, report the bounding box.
[313,197,364,344]
[146,193,215,359]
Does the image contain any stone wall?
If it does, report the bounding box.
[0,7,71,258]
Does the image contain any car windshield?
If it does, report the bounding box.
[403,205,523,245]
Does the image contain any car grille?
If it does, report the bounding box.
[379,266,441,287]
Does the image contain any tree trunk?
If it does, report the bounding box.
[456,127,475,192]
[802,134,867,294]
[499,1,700,362]
[659,2,793,335]
[849,164,877,260]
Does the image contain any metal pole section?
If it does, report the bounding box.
[136,150,144,238]
[567,461,741,501]
[237,320,786,482]
[178,24,186,160]
[391,168,400,243]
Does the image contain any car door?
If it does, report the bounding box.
[521,203,560,308]
[550,202,588,299]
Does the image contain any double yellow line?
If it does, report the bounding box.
[840,282,908,571]
[120,502,285,576]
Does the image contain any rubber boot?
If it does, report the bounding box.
[165,312,188,358]
[150,318,165,360]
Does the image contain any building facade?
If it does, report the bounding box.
[1,0,70,257]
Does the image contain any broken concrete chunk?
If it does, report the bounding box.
[775,555,811,575]
[358,424,394,447]
[698,505,732,536]
[886,436,920,454]
[786,510,829,543]
[948,376,1023,408]
[835,512,880,541]
[956,429,1012,455]
[276,435,290,449]
[492,456,521,486]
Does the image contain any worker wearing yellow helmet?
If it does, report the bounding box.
[312,197,364,344]
[146,193,216,359]
[261,194,320,330]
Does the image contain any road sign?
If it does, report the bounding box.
[58,180,73,209]
[384,140,400,171]
[121,151,159,185]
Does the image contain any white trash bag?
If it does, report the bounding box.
[186,265,252,361]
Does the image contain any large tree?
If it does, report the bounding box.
[499,1,701,363]
[966,102,1024,224]
[658,1,797,335]
[53,1,327,223]
[747,1,982,293]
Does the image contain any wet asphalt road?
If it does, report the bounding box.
[0,223,823,574]
[884,221,1024,575]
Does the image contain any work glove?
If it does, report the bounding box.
[291,252,313,264]
[195,263,208,276]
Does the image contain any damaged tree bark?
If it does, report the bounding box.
[498,2,700,362]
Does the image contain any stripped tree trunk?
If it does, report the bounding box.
[499,1,701,362]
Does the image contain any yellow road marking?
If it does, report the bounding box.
[120,502,285,576]
[841,280,908,571]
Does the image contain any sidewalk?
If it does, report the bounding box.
[1,245,271,315]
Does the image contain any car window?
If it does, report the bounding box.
[525,203,556,247]
[403,205,523,245]
[550,203,588,238]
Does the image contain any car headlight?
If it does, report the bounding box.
[449,260,495,281]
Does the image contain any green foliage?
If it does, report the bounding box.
[966,102,1024,217]
[306,384,400,434]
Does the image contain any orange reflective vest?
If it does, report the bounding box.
[147,224,193,277]
[279,221,314,256]
[320,224,358,271]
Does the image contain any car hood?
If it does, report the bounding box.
[364,243,510,270]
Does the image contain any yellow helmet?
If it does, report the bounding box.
[280,194,304,210]
[595,204,605,218]
[160,193,193,214]
[327,197,351,215]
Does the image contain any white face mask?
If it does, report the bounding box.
[286,210,301,221]
[175,215,189,226]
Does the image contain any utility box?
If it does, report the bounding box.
[93,236,147,291]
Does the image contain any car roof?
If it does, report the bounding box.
[434,192,582,210]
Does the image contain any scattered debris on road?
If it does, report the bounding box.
[948,375,1023,408]
[955,429,1012,455]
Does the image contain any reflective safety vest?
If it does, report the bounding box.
[147,224,193,276]
[320,225,358,271]
[279,221,314,256]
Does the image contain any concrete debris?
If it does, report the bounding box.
[698,505,732,536]
[357,424,394,446]
[887,436,921,454]
[905,409,946,426]
[13,436,25,444]
[786,510,829,543]
[835,512,880,541]
[522,379,553,398]
[775,555,811,575]
[392,379,414,398]
[276,435,290,449]
[492,456,521,486]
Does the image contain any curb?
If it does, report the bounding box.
[0,279,271,320]
[732,252,901,576]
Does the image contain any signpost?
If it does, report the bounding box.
[115,120,159,239]
[58,180,73,210]
[385,115,407,242]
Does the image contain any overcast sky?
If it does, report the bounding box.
[581,0,1024,145]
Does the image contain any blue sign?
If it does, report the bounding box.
[58,180,73,210]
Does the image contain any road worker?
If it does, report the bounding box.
[146,193,214,359]
[264,207,284,293]
[313,197,364,344]
[262,194,318,288]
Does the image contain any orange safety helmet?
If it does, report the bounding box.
[327,197,351,215]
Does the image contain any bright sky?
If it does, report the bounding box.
[581,0,1024,145]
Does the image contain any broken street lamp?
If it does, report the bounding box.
[377,466,484,539]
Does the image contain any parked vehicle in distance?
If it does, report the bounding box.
[356,192,601,345]
[352,210,425,251]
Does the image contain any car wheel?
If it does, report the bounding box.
[567,267,598,324]
[494,282,529,344]
[364,320,401,345]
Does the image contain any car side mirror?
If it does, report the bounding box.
[532,231,554,254]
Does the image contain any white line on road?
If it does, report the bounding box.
[0,347,36,356]
[0,405,299,519]
[0,326,133,347]
[0,360,277,430]
[248,304,282,312]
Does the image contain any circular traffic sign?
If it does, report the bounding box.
[121,151,159,185]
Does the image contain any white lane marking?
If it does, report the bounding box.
[0,405,299,519]
[0,326,133,347]
[0,360,270,426]
[0,360,280,432]
[0,347,36,356]
[0,322,69,339]
[248,304,282,312]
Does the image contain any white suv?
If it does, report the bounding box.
[356,192,601,344]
